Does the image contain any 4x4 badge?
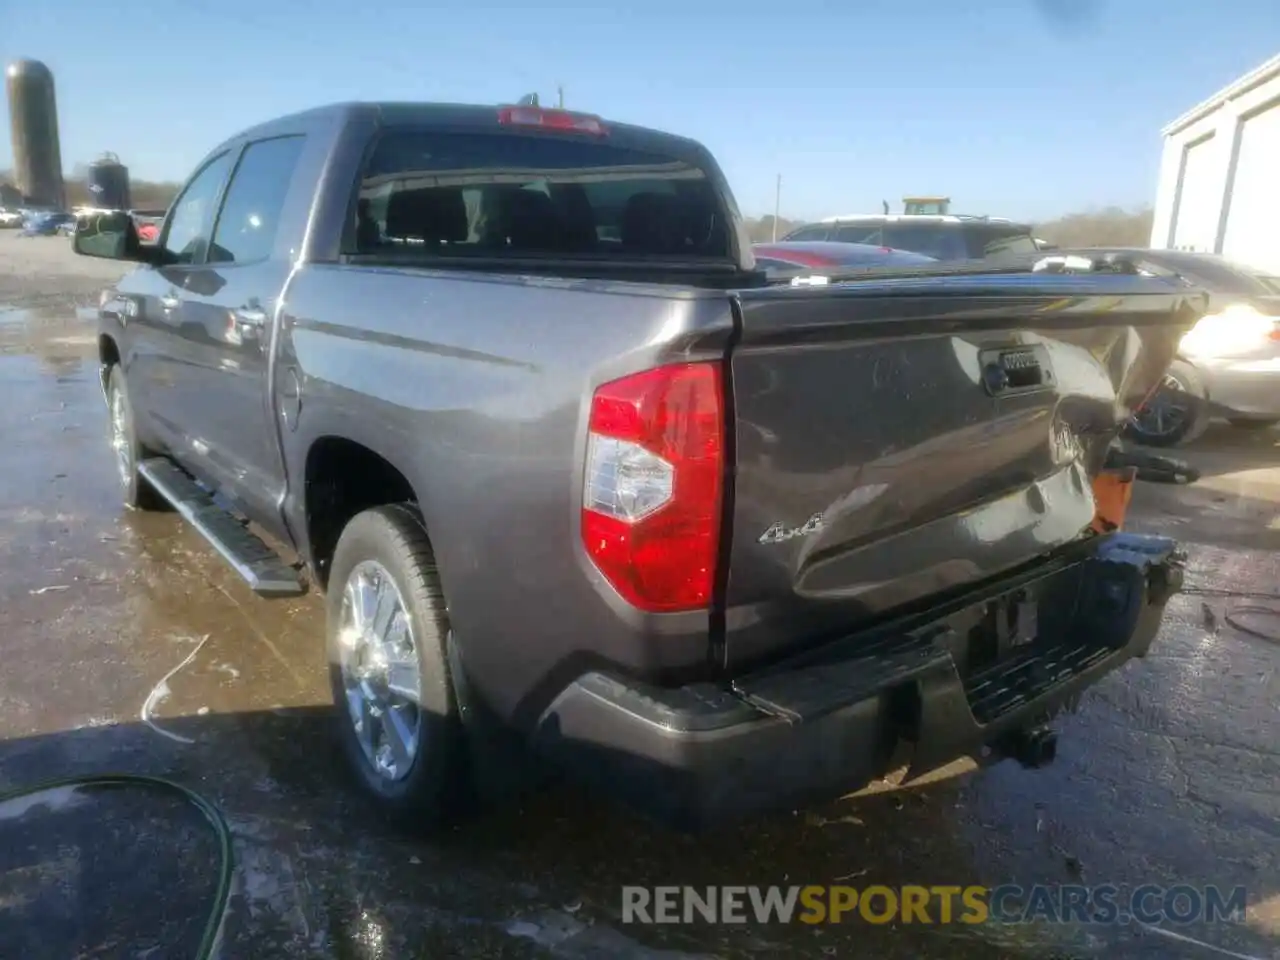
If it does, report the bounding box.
[758,513,825,545]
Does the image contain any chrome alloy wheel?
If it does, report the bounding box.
[337,560,423,782]
[109,384,131,488]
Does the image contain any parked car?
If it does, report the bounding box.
[782,214,1041,261]
[0,208,24,228]
[751,240,936,272]
[1070,248,1280,446]
[21,211,77,237]
[72,101,1195,831]
[128,209,167,244]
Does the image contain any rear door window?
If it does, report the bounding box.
[209,135,306,265]
[354,130,730,260]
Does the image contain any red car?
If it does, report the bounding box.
[127,209,166,244]
[753,240,937,271]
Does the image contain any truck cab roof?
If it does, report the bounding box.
[217,101,710,161]
[181,100,755,278]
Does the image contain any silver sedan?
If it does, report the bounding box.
[1084,249,1280,447]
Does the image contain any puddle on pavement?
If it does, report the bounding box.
[0,303,93,322]
[0,351,92,390]
[0,306,99,361]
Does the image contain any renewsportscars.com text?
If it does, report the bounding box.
[621,884,1248,926]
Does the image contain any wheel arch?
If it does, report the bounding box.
[301,434,433,592]
[1172,354,1211,400]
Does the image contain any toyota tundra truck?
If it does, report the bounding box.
[73,101,1198,830]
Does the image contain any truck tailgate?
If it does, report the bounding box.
[722,273,1202,669]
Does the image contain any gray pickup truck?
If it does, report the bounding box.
[74,101,1198,831]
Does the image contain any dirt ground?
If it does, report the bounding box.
[1,233,1278,959]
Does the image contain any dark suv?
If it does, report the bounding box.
[781,215,1041,261]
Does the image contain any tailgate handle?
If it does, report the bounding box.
[980,346,1053,396]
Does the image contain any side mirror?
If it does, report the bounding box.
[73,211,151,262]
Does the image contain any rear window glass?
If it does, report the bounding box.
[353,130,730,260]
[831,247,935,265]
[966,225,1039,258]
[882,224,967,259]
[827,221,1039,260]
[833,223,881,244]
[785,225,832,242]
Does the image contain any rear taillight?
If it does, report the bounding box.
[581,363,724,613]
[497,106,608,136]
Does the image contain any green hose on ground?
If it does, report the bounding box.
[0,774,234,960]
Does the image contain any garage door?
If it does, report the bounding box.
[1221,100,1280,274]
[1171,135,1219,253]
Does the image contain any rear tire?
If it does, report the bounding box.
[105,365,166,511]
[325,504,471,830]
[1124,360,1209,448]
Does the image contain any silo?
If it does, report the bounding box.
[5,59,65,209]
[87,153,131,211]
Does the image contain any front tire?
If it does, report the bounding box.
[105,365,166,510]
[325,504,470,829]
[1124,360,1209,448]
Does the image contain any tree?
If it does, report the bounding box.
[1032,206,1154,248]
[742,215,805,243]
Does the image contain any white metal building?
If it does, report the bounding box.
[1150,52,1280,274]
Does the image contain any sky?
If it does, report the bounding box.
[2,0,1278,222]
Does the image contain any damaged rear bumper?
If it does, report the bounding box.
[533,533,1184,829]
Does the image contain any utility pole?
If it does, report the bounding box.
[557,84,565,108]
[772,173,782,241]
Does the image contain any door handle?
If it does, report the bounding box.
[160,295,181,310]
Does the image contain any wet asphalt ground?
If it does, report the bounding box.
[0,233,1278,960]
